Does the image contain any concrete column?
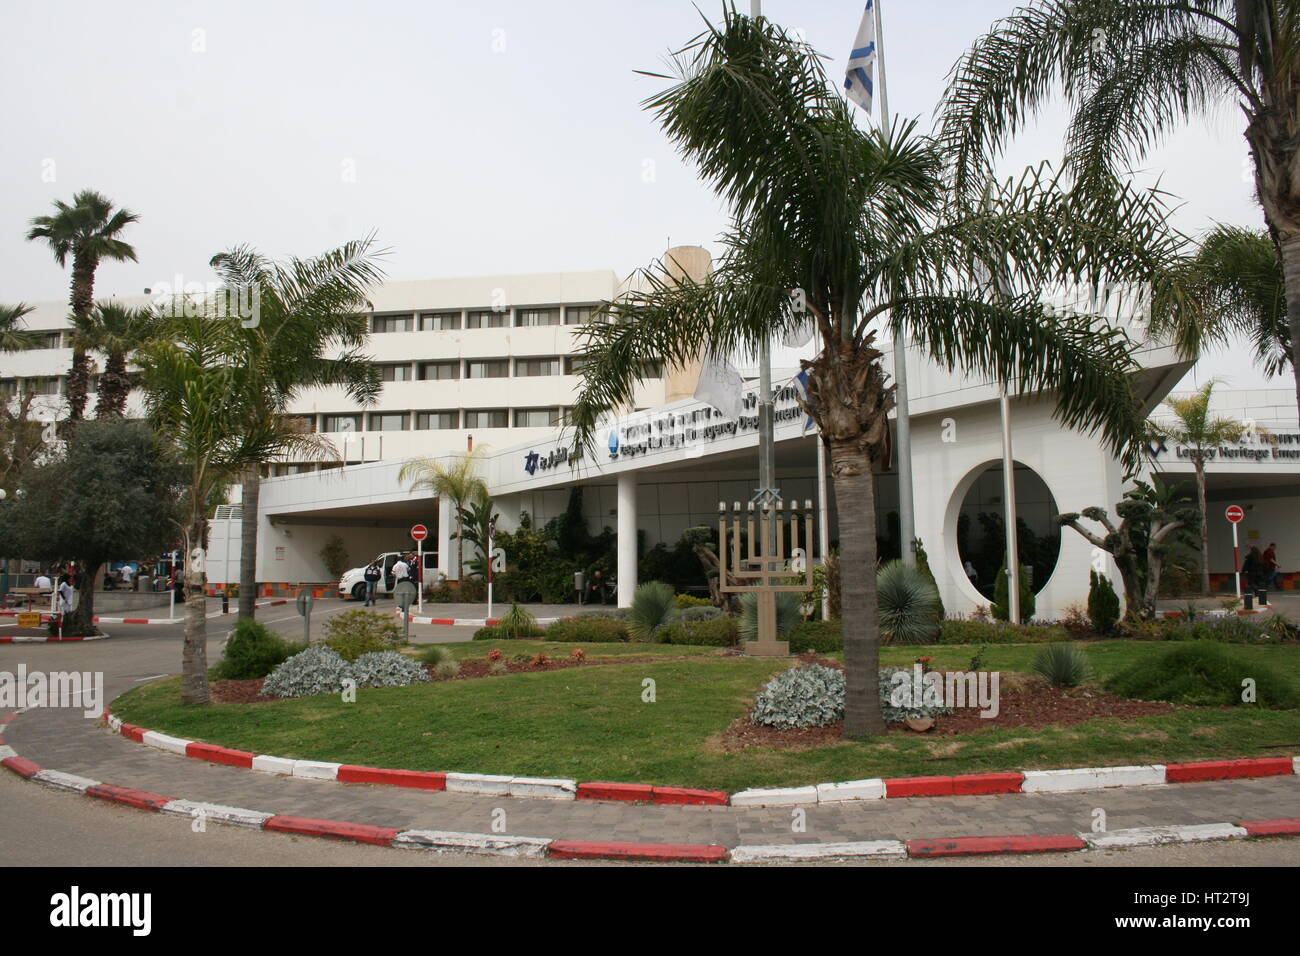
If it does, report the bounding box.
[436,496,454,580]
[617,471,637,607]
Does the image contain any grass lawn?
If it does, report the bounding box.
[110,640,1300,792]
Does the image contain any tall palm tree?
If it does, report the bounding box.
[1188,225,1290,377]
[398,448,489,583]
[70,302,157,418]
[0,304,38,353]
[568,10,1182,737]
[939,0,1300,418]
[26,190,139,421]
[136,308,281,705]
[207,238,386,619]
[1146,380,1260,595]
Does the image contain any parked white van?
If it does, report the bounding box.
[338,551,439,601]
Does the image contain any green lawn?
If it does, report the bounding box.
[110,640,1300,792]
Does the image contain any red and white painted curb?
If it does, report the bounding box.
[0,634,109,643]
[103,711,1300,808]
[0,709,1295,864]
[394,610,562,628]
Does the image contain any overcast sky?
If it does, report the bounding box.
[0,0,1282,389]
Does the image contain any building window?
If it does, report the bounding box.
[517,308,560,327]
[33,331,63,349]
[372,314,413,333]
[421,312,461,331]
[415,410,459,430]
[465,310,508,329]
[564,356,592,375]
[369,412,409,432]
[514,407,559,428]
[515,356,561,377]
[418,361,460,380]
[0,379,15,397]
[565,305,596,326]
[379,363,413,382]
[640,360,665,378]
[279,414,316,434]
[322,414,362,433]
[466,359,509,379]
[22,377,60,395]
[464,409,508,428]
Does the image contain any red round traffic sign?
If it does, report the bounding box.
[410,524,429,541]
[1225,505,1244,524]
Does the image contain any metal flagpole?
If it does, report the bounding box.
[872,0,916,567]
[817,436,831,621]
[1000,388,1021,624]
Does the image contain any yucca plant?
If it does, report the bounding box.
[739,591,803,642]
[876,560,942,645]
[628,581,678,642]
[496,602,541,639]
[1031,643,1090,688]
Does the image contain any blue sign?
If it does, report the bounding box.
[607,431,620,455]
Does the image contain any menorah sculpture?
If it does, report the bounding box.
[719,497,815,657]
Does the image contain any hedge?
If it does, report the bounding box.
[542,617,631,643]
[658,616,740,647]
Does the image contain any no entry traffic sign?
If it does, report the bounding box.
[410,524,428,541]
[1225,505,1244,524]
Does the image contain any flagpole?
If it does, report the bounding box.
[869,0,916,567]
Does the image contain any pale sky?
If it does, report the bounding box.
[0,0,1281,388]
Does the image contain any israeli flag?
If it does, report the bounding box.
[845,1,876,115]
[792,369,816,434]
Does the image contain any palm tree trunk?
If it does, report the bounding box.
[831,439,886,738]
[1279,235,1300,419]
[67,256,96,423]
[95,352,128,418]
[182,512,210,705]
[1194,458,1210,595]
[455,511,464,583]
[238,465,260,618]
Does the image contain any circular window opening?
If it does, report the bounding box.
[955,462,1061,601]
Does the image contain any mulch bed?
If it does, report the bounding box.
[715,655,1174,751]
[208,653,697,704]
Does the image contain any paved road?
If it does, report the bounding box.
[1,602,1297,866]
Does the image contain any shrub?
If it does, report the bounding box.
[213,619,301,680]
[487,648,502,662]
[576,607,630,620]
[938,619,1066,645]
[751,664,846,728]
[496,602,543,639]
[878,666,954,722]
[658,616,740,647]
[262,646,354,699]
[434,659,462,679]
[570,647,586,661]
[1106,642,1298,708]
[1031,643,1090,687]
[543,617,629,642]
[472,625,503,641]
[675,593,712,608]
[738,591,802,641]
[914,540,945,622]
[424,582,456,603]
[488,660,508,676]
[876,560,942,644]
[992,560,1036,621]
[322,608,404,661]
[629,581,678,641]
[678,605,725,622]
[788,620,843,653]
[353,651,432,688]
[418,644,450,666]
[1087,571,1121,635]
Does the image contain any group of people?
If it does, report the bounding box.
[361,552,422,607]
[1241,542,1281,593]
[33,565,79,614]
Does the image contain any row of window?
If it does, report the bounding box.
[315,407,565,432]
[0,377,61,396]
[377,355,594,382]
[372,305,597,334]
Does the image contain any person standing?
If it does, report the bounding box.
[56,575,75,614]
[391,554,410,590]
[363,560,382,606]
[1262,542,1280,589]
[34,570,52,592]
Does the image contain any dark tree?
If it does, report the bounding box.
[0,420,184,635]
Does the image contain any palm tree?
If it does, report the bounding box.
[136,308,281,705]
[568,10,1182,737]
[398,448,489,583]
[70,302,157,418]
[207,238,386,619]
[939,0,1300,419]
[1146,380,1260,595]
[0,304,38,353]
[26,190,139,421]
